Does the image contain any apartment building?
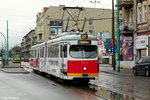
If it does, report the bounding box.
[21,30,35,60]
[35,5,113,43]
[119,0,150,68]
[119,0,136,68]
[136,0,150,58]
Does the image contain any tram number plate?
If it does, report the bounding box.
[82,74,88,76]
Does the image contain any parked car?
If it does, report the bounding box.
[133,56,150,77]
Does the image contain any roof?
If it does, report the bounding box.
[47,32,97,43]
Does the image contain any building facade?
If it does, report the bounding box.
[35,5,114,43]
[136,0,150,59]
[119,0,136,68]
[119,0,150,68]
[21,30,35,60]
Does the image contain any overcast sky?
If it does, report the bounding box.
[0,0,116,49]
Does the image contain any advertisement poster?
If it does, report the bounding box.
[120,35,133,61]
[135,35,147,49]
[50,27,63,34]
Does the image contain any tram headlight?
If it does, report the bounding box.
[83,67,87,71]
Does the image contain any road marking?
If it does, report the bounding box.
[1,97,20,100]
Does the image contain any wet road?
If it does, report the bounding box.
[0,71,102,100]
[0,63,150,100]
[90,72,150,100]
[23,61,150,100]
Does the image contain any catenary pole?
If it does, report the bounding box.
[116,0,120,72]
[6,20,9,65]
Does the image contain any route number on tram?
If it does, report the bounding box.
[81,34,88,39]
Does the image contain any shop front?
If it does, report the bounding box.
[135,35,147,58]
[136,30,150,59]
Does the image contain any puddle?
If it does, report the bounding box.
[89,85,144,100]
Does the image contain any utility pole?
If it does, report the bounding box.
[56,20,59,34]
[116,0,120,72]
[112,0,116,70]
[6,20,9,65]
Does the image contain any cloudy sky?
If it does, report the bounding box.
[0,0,116,49]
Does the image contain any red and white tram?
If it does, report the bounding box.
[29,32,99,82]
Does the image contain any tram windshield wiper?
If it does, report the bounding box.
[86,52,97,58]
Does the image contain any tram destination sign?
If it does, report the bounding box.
[78,40,91,45]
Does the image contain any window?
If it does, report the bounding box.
[34,49,37,58]
[40,47,44,58]
[30,50,33,58]
[143,5,147,22]
[60,44,67,58]
[45,45,47,57]
[138,58,143,64]
[39,34,42,40]
[50,21,63,26]
[38,48,40,58]
[137,6,142,24]
[48,44,59,58]
[144,57,150,63]
[69,45,97,58]
[48,46,50,57]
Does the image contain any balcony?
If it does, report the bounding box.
[120,22,134,34]
[120,0,133,9]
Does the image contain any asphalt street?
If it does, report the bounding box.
[0,71,102,100]
[0,62,150,100]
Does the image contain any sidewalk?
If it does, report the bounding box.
[0,63,29,74]
[0,62,133,76]
[99,64,133,77]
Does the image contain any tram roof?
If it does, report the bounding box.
[31,41,46,48]
[47,32,97,43]
[31,32,97,49]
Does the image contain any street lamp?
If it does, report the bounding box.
[0,32,6,67]
[90,0,100,35]
[0,32,6,45]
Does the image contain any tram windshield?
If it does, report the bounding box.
[70,45,97,58]
[14,54,20,58]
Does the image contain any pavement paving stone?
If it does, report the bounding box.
[99,64,133,77]
[0,66,29,74]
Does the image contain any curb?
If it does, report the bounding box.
[0,67,30,74]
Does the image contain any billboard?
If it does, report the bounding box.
[120,35,133,61]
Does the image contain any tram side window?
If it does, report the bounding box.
[40,47,44,58]
[55,44,59,57]
[48,46,50,57]
[30,50,33,58]
[38,48,40,58]
[60,44,67,58]
[48,44,59,58]
[34,49,37,58]
[45,45,47,57]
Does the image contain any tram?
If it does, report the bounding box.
[29,32,99,82]
[11,53,21,63]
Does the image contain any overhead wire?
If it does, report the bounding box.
[66,0,76,6]
[47,17,115,21]
[76,0,86,6]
